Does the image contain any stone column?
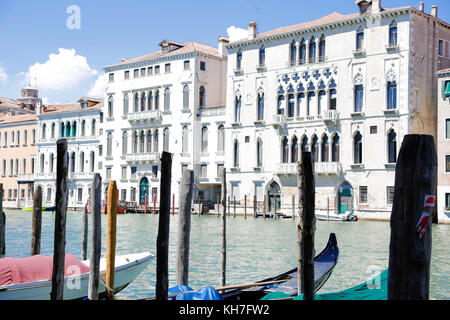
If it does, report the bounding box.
[295,41,300,65]
[305,40,310,65]
[315,38,320,63]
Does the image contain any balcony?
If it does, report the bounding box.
[275,163,297,175]
[272,115,287,127]
[127,110,162,123]
[34,173,56,181]
[322,110,339,124]
[125,152,161,164]
[17,174,35,183]
[352,48,366,57]
[314,162,342,176]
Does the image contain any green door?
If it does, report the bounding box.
[140,177,149,205]
[338,182,354,214]
[267,181,281,213]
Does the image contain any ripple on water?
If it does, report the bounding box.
[2,210,449,300]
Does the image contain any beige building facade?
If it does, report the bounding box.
[0,114,38,208]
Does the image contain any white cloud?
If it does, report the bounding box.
[24,48,97,90]
[87,74,107,98]
[227,26,248,42]
[0,66,7,82]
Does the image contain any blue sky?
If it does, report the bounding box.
[0,0,449,104]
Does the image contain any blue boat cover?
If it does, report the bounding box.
[168,286,223,300]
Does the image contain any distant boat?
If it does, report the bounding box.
[22,206,56,212]
[0,252,154,300]
[316,211,357,222]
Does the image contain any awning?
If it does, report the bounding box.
[444,81,450,96]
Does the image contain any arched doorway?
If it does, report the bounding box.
[267,181,281,214]
[140,177,150,205]
[338,181,354,214]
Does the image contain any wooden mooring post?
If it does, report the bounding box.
[88,173,102,300]
[388,135,437,300]
[244,195,247,219]
[292,195,295,221]
[263,195,266,219]
[31,186,43,256]
[227,196,230,217]
[81,202,88,261]
[233,197,236,218]
[106,181,118,300]
[176,169,194,286]
[0,184,5,259]
[50,139,69,300]
[253,195,257,219]
[297,152,316,300]
[220,168,227,287]
[156,152,173,300]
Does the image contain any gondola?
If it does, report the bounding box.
[220,233,339,301]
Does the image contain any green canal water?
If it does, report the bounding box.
[2,210,449,300]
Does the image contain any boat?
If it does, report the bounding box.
[22,206,56,212]
[316,211,357,222]
[262,269,388,300]
[0,252,154,300]
[220,233,339,301]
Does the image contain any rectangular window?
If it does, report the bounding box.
[217,164,224,178]
[148,67,153,75]
[134,69,139,78]
[77,188,83,203]
[356,32,364,50]
[140,68,146,77]
[152,165,158,178]
[155,66,160,74]
[387,186,395,205]
[109,73,114,82]
[124,70,130,80]
[165,63,171,73]
[121,189,127,201]
[370,126,378,134]
[359,186,368,204]
[389,27,398,47]
[131,188,136,202]
[200,164,207,178]
[438,39,444,57]
[231,183,240,201]
[255,182,263,202]
[200,61,206,71]
[121,167,127,179]
[446,155,450,173]
[47,188,52,202]
[355,85,364,112]
[184,60,190,70]
[446,119,450,139]
[131,166,137,179]
[387,82,397,109]
[181,164,188,175]
[446,193,450,210]
[106,167,112,180]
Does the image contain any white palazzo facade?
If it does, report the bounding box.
[101,40,227,210]
[35,98,104,209]
[223,1,450,219]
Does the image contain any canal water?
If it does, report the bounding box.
[2,210,449,300]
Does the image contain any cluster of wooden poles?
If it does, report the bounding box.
[0,134,437,300]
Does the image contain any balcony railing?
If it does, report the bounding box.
[127,110,162,122]
[315,162,342,176]
[35,173,56,181]
[322,110,339,123]
[17,174,35,182]
[275,163,297,175]
[272,114,287,127]
[126,152,161,163]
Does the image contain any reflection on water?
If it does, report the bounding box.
[3,210,449,300]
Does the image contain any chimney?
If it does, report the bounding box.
[218,36,229,59]
[371,0,381,14]
[355,0,371,14]
[418,2,424,12]
[431,5,438,18]
[248,21,257,40]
